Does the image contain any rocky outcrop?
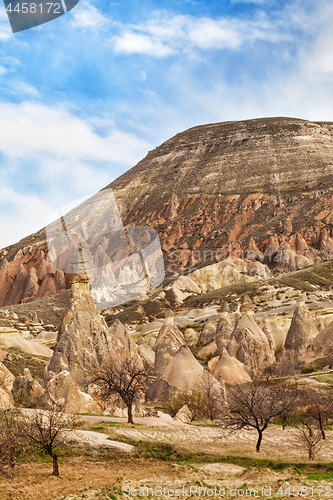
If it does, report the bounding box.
[0,362,15,393]
[0,362,15,409]
[174,405,192,423]
[184,328,199,347]
[5,264,27,305]
[147,345,223,401]
[5,118,333,307]
[137,344,155,366]
[208,348,252,385]
[0,388,13,409]
[311,320,333,358]
[227,296,275,373]
[44,370,101,413]
[154,310,186,373]
[11,368,44,407]
[21,267,39,303]
[215,303,233,355]
[165,193,179,220]
[0,259,14,307]
[284,296,319,357]
[197,341,218,360]
[199,322,216,346]
[46,273,142,405]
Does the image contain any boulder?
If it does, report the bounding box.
[199,322,216,346]
[12,368,45,406]
[137,344,155,366]
[45,370,101,413]
[184,328,199,347]
[154,310,185,374]
[197,341,217,360]
[136,333,157,350]
[0,387,13,409]
[174,404,192,423]
[208,349,252,385]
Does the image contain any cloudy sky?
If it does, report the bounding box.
[0,0,333,247]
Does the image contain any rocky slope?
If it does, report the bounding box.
[2,117,333,308]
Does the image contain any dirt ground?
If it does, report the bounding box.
[1,418,333,500]
[0,458,166,500]
[79,415,333,462]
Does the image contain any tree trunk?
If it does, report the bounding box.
[127,404,134,424]
[319,419,325,440]
[51,453,59,477]
[256,430,263,453]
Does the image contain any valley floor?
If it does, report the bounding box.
[2,419,333,500]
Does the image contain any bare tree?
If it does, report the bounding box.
[92,358,151,424]
[293,414,322,460]
[0,409,28,475]
[220,380,297,452]
[163,373,223,422]
[263,358,300,380]
[20,403,80,476]
[299,387,330,440]
[198,370,224,421]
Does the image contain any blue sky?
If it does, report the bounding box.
[0,0,333,247]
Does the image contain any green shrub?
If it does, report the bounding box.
[301,366,316,374]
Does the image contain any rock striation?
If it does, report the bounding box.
[4,118,333,307]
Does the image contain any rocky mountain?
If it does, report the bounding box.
[2,118,333,309]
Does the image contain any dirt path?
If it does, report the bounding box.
[71,430,134,452]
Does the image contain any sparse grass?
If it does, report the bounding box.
[2,347,50,380]
[314,374,333,383]
[90,422,141,432]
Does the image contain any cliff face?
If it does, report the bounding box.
[2,117,333,307]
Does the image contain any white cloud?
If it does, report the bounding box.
[110,12,295,58]
[113,32,175,57]
[13,82,40,96]
[70,1,109,30]
[0,101,150,163]
[0,185,52,248]
[0,101,152,247]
